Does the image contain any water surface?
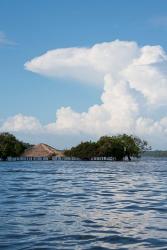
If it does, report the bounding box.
[0,159,166,249]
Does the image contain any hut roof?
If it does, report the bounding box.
[22,143,64,157]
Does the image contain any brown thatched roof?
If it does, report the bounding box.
[22,143,64,157]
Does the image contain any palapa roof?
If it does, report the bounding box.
[22,143,64,157]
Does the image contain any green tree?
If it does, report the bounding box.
[118,134,150,160]
[97,136,125,160]
[0,132,31,160]
[68,141,98,160]
[96,136,113,157]
[64,134,150,161]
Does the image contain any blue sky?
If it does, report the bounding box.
[1,0,167,149]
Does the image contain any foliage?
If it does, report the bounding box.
[64,134,150,161]
[65,141,98,160]
[0,132,32,160]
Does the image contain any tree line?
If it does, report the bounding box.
[0,132,150,161]
[0,133,32,160]
[64,134,150,161]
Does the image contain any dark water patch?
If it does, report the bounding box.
[99,235,142,244]
[82,219,97,224]
[144,237,167,247]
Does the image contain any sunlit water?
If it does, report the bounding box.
[0,159,166,250]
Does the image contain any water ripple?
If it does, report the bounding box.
[0,159,167,249]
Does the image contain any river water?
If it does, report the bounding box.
[0,159,166,250]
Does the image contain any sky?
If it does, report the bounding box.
[1,0,167,149]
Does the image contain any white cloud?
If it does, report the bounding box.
[0,114,43,133]
[25,40,139,85]
[25,40,167,105]
[45,75,138,135]
[2,40,167,148]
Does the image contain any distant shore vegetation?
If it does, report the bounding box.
[65,134,150,161]
[0,133,32,160]
[0,132,152,161]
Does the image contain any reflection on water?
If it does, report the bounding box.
[0,159,166,249]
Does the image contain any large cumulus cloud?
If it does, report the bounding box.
[1,40,167,148]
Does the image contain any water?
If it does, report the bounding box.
[0,159,166,250]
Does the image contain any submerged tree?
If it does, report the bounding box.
[64,134,150,161]
[0,132,31,160]
[118,134,150,160]
[65,141,98,160]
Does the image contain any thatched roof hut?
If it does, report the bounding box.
[22,143,64,158]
